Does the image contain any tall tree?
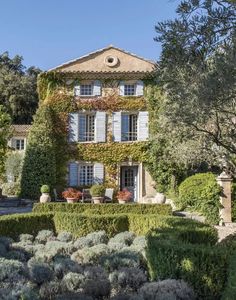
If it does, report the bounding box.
[153,0,236,175]
[0,52,41,124]
[0,105,11,178]
[20,105,56,199]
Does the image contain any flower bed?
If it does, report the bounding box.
[0,229,196,299]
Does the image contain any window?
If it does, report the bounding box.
[79,164,94,185]
[15,139,25,150]
[121,114,138,141]
[80,84,93,96]
[78,114,95,142]
[124,84,136,96]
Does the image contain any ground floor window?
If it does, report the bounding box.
[79,164,94,185]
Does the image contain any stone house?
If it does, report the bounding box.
[8,125,31,151]
[48,45,157,202]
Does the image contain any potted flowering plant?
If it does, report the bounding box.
[90,184,105,204]
[117,188,132,204]
[62,188,82,203]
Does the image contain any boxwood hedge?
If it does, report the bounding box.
[146,227,228,300]
[32,202,172,216]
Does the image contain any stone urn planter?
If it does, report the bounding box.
[66,198,78,204]
[90,184,105,204]
[62,188,82,203]
[154,192,166,204]
[93,196,104,204]
[40,185,51,203]
[118,199,127,204]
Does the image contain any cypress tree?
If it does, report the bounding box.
[20,105,56,199]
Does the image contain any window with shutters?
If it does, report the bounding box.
[80,84,93,96]
[121,113,138,141]
[79,164,94,185]
[15,139,25,150]
[79,114,95,142]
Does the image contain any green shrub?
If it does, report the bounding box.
[41,185,50,193]
[53,213,129,238]
[231,182,236,222]
[90,184,105,197]
[146,228,227,299]
[0,213,55,239]
[178,173,221,224]
[20,105,57,200]
[221,253,236,300]
[33,202,172,216]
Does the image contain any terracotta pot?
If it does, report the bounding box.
[93,196,103,204]
[66,198,78,203]
[40,193,51,203]
[118,199,128,204]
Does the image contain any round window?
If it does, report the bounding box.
[104,55,119,67]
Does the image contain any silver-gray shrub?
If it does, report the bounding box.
[109,267,147,293]
[39,280,63,299]
[29,261,54,284]
[35,230,55,244]
[63,272,86,292]
[139,280,196,300]
[19,233,34,243]
[57,231,73,243]
[109,232,136,246]
[85,230,108,245]
[53,256,82,279]
[71,243,110,264]
[0,258,26,281]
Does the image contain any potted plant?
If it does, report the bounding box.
[117,188,132,204]
[90,184,105,204]
[40,185,51,203]
[62,188,82,203]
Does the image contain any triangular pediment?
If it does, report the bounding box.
[50,46,156,73]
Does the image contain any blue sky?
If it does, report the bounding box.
[0,0,179,70]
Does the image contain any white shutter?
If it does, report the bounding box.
[11,138,16,149]
[138,111,149,141]
[69,162,78,186]
[74,83,80,96]
[69,113,79,142]
[112,112,122,142]
[94,163,104,184]
[95,112,106,142]
[78,113,86,142]
[119,81,125,96]
[136,80,144,96]
[93,80,101,96]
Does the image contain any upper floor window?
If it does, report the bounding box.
[79,114,95,142]
[124,84,136,96]
[121,113,138,141]
[15,139,25,150]
[120,80,144,97]
[74,80,101,97]
[80,84,93,96]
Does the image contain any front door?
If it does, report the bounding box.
[121,166,138,202]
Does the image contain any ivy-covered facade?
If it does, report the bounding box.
[38,46,157,202]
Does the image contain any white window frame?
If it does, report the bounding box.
[80,83,93,96]
[15,138,25,150]
[121,113,138,141]
[124,83,136,96]
[78,113,95,142]
[79,164,94,186]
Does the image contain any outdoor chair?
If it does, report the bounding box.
[104,188,114,203]
[53,188,65,202]
[82,189,92,203]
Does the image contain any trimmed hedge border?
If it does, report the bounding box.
[0,213,55,239]
[32,203,172,215]
[146,227,227,300]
